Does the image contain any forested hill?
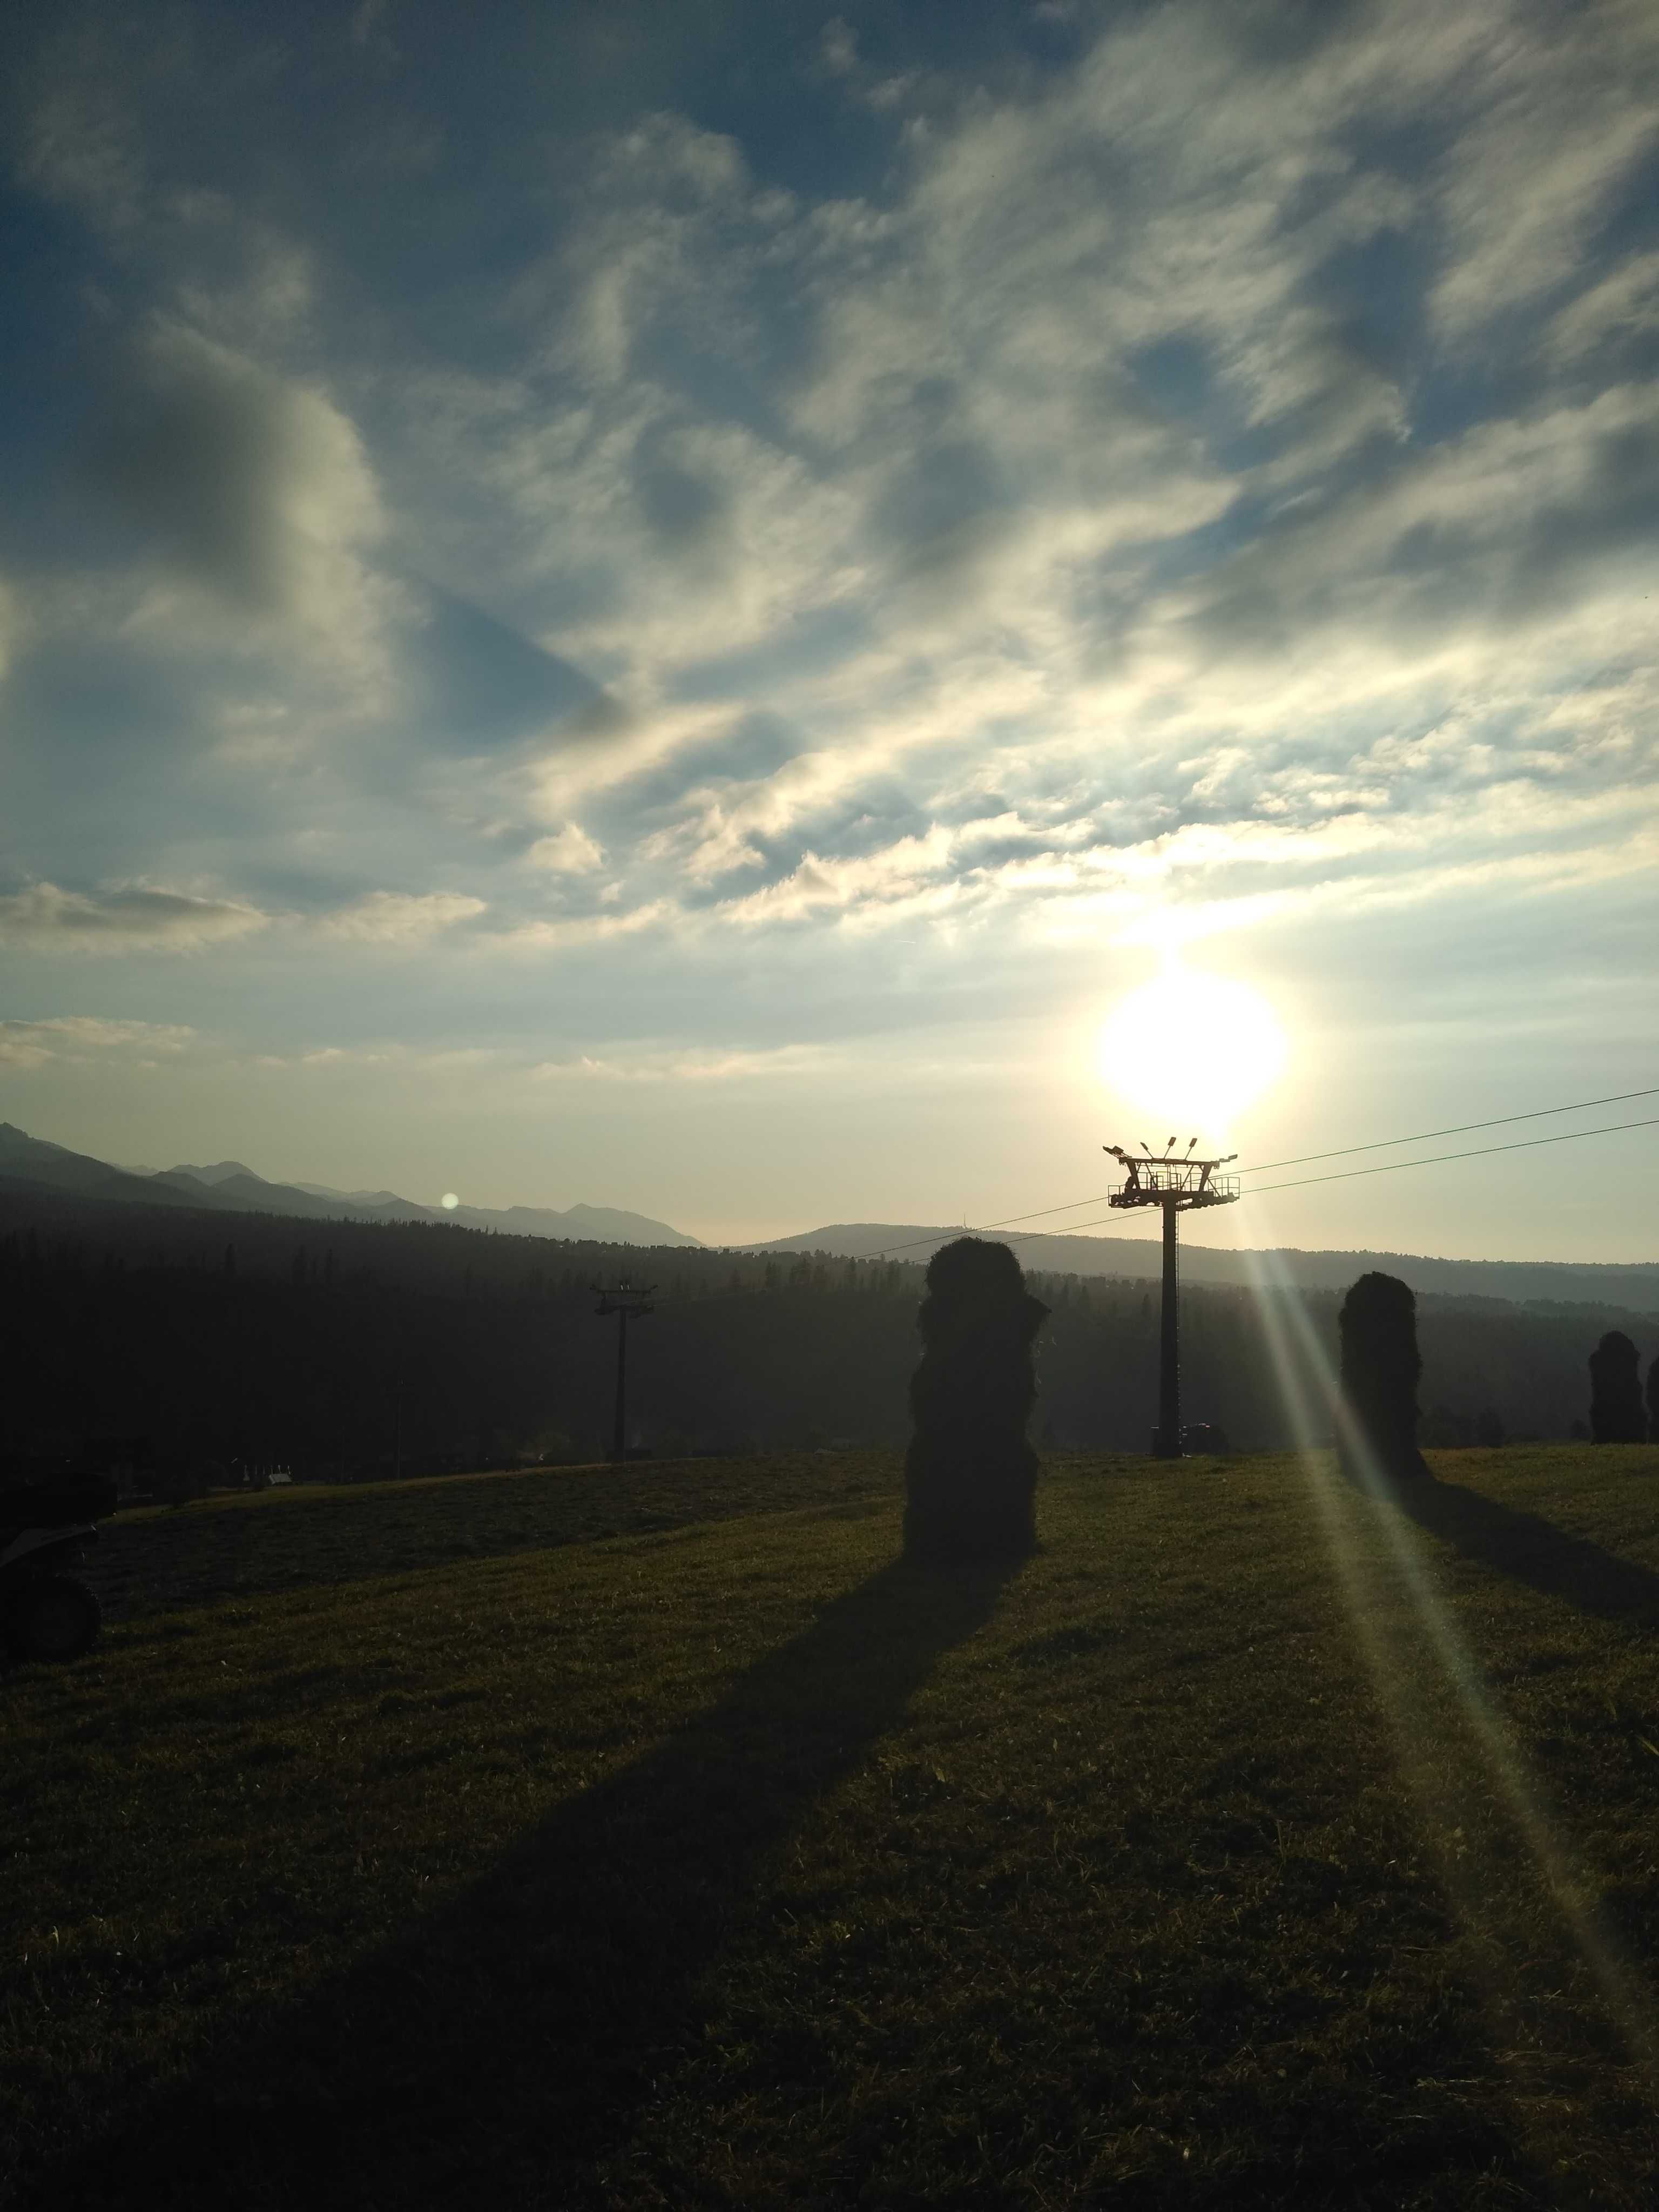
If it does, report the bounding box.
[1,1182,1652,1482]
[753,1223,1659,1311]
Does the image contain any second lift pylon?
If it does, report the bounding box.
[594,1278,655,1463]
[1103,1141,1239,1460]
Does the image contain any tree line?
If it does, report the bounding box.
[0,1188,1654,1489]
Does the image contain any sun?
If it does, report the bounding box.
[1096,961,1286,1136]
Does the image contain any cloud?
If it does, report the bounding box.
[0,1015,195,1068]
[7,0,1659,1138]
[528,1042,837,1084]
[1164,382,1659,659]
[526,825,606,874]
[399,3,1538,916]
[488,899,677,951]
[1429,15,1659,338]
[0,575,22,682]
[23,63,145,230]
[90,318,393,675]
[1547,251,1659,368]
[716,827,958,927]
[249,1040,517,1075]
[0,883,272,952]
[241,1035,842,1090]
[816,19,858,79]
[319,891,487,943]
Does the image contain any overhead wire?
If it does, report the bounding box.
[983,1113,1659,1246]
[850,1086,1659,1262]
[658,1100,1656,1273]
[1235,1083,1659,1175]
[1238,1111,1659,1196]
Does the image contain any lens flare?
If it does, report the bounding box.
[1238,1224,1657,2080]
[1097,961,1285,1134]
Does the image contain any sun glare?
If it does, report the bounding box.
[1097,961,1286,1135]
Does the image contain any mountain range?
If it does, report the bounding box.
[0,1123,702,1249]
[2,1122,1654,1310]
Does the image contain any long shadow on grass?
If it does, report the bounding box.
[38,1554,1017,2211]
[1394,1474,1659,1627]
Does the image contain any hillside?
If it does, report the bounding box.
[0,1122,700,1247]
[6,1448,1659,2207]
[756,1220,1659,1311]
[12,1119,1653,1304]
[1,1176,1654,1474]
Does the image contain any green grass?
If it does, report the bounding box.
[85,1451,895,1618]
[6,1445,1659,2208]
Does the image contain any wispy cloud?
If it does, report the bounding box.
[0,883,272,952]
[487,899,677,951]
[528,1042,838,1084]
[525,825,605,874]
[319,891,487,943]
[0,1015,195,1067]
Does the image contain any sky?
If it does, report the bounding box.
[1,0,1657,1259]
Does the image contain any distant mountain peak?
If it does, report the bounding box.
[0,1122,75,1155]
[0,1121,701,1249]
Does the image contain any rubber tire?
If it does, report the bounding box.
[5,1574,102,1663]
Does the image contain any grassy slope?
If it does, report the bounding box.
[80,1453,894,1620]
[5,1446,1659,2209]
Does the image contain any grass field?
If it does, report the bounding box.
[6,1445,1659,2208]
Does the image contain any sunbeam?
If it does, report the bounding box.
[1232,1202,1659,2096]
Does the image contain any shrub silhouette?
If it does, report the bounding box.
[903,1237,1049,1564]
[1589,1331,1645,1444]
[1338,1271,1429,1479]
[1648,1353,1659,1446]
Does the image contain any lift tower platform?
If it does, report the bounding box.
[1104,1142,1239,1459]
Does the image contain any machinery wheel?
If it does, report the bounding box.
[5,1574,102,1663]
